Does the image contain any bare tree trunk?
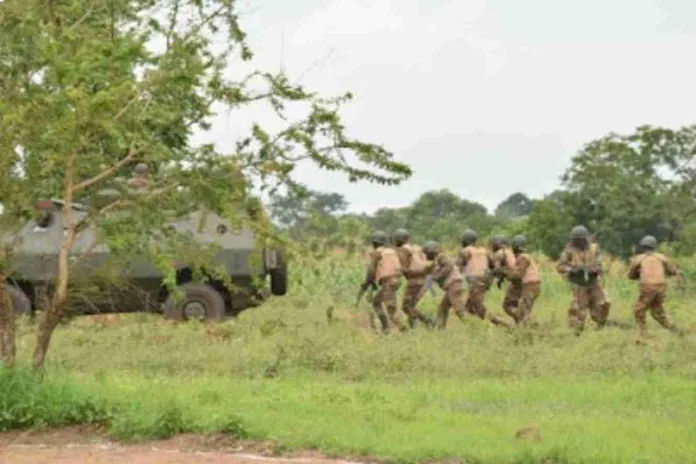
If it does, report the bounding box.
[32,154,77,370]
[0,268,16,368]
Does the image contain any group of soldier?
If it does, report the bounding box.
[360,225,685,336]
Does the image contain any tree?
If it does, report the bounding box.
[267,189,348,230]
[494,192,532,220]
[0,0,411,369]
[559,125,696,258]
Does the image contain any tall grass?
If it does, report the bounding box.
[1,251,695,463]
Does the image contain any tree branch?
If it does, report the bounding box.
[73,146,138,193]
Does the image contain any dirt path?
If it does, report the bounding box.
[0,427,369,464]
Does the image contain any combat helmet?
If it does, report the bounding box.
[460,229,478,246]
[491,235,504,247]
[569,225,589,240]
[422,240,440,258]
[511,234,527,250]
[393,228,410,244]
[639,235,657,250]
[134,163,149,175]
[370,230,389,246]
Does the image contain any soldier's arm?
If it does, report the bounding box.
[626,256,641,280]
[662,255,679,277]
[431,255,453,281]
[487,250,497,270]
[364,251,380,284]
[398,247,413,278]
[455,248,469,271]
[409,261,433,279]
[556,250,573,275]
[508,254,530,282]
[590,243,602,273]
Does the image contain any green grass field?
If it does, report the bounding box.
[2,252,696,463]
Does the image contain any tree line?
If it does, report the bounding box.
[269,124,696,260]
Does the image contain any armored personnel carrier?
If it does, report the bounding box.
[1,165,288,322]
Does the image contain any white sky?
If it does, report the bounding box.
[201,0,696,214]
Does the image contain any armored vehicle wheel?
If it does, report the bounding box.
[270,251,288,296]
[163,283,226,322]
[4,284,32,317]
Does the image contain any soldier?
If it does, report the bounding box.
[556,225,610,334]
[455,229,494,318]
[127,163,150,189]
[627,235,683,335]
[455,229,509,327]
[392,229,435,328]
[420,240,468,329]
[505,235,541,325]
[490,235,519,322]
[361,230,405,333]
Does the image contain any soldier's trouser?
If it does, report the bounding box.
[373,276,404,331]
[634,283,672,332]
[568,282,610,331]
[436,281,467,329]
[466,277,509,327]
[517,282,541,324]
[465,277,488,318]
[502,282,522,322]
[504,282,541,324]
[401,278,431,327]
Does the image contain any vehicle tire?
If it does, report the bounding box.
[4,284,32,317]
[163,283,226,322]
[269,250,288,296]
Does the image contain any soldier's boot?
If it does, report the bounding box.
[408,316,417,329]
[667,325,685,337]
[373,308,389,333]
[387,307,407,332]
[595,302,610,329]
[503,303,520,324]
[415,311,436,328]
[436,308,449,330]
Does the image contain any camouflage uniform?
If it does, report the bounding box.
[420,242,467,329]
[506,235,541,325]
[364,231,404,332]
[456,249,492,317]
[556,226,610,333]
[491,240,519,322]
[627,236,681,334]
[455,230,508,327]
[393,230,434,328]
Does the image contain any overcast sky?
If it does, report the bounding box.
[201,0,696,214]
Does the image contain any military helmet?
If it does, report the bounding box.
[370,230,389,246]
[393,228,410,242]
[512,234,527,249]
[134,163,149,175]
[460,229,478,244]
[491,235,505,247]
[639,235,657,249]
[422,240,440,255]
[569,225,589,240]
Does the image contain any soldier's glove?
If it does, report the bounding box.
[496,278,504,289]
[360,281,370,292]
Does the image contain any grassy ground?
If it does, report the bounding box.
[2,252,696,463]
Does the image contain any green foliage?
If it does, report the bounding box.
[559,125,696,258]
[0,0,411,291]
[494,192,532,220]
[0,368,107,430]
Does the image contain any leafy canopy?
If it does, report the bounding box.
[0,0,412,269]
